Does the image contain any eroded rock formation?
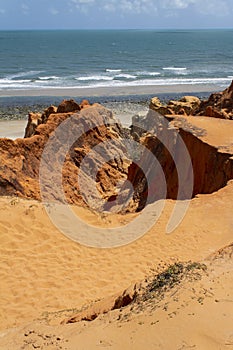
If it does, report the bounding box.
[128,110,233,211]
[195,80,233,119]
[150,95,201,116]
[150,80,233,120]
[0,91,233,214]
[24,112,43,138]
[0,100,129,209]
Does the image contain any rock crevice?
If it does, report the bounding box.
[0,92,233,213]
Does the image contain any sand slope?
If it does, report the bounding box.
[0,243,232,349]
[0,178,232,337]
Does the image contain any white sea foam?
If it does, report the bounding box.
[38,76,59,80]
[0,76,232,91]
[77,77,232,89]
[6,71,43,79]
[163,67,187,71]
[137,71,161,76]
[163,67,188,75]
[105,69,122,73]
[0,78,31,83]
[115,74,137,79]
[0,78,32,88]
[147,72,161,76]
[75,76,113,81]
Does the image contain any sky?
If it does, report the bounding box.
[0,0,233,30]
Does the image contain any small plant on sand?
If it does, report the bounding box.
[144,261,207,300]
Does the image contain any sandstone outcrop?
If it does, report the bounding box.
[41,105,57,124]
[57,99,81,114]
[0,101,129,210]
[24,100,91,139]
[195,80,233,119]
[24,112,42,138]
[150,95,201,116]
[150,80,233,120]
[1,90,233,214]
[80,99,91,109]
[149,97,170,116]
[129,110,233,211]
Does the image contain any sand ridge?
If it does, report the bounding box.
[0,241,232,349]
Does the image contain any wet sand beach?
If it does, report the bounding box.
[0,83,219,98]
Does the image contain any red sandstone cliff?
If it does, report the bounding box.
[0,100,129,210]
[0,91,233,214]
[128,110,233,211]
[195,80,233,119]
[150,80,233,120]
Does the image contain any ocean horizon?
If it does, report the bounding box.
[0,29,232,93]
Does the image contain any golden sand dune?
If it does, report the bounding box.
[0,92,233,349]
[0,179,232,347]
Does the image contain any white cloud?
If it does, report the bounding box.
[50,8,59,15]
[119,0,157,14]
[69,0,157,14]
[21,3,29,15]
[69,0,95,14]
[103,3,116,12]
[70,0,95,5]
[74,0,94,3]
[161,0,195,9]
[68,0,231,17]
[160,0,230,15]
[197,0,229,16]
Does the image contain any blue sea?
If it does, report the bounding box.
[0,29,233,92]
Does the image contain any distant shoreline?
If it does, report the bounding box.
[0,83,220,98]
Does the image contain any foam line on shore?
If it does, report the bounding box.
[0,83,220,98]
